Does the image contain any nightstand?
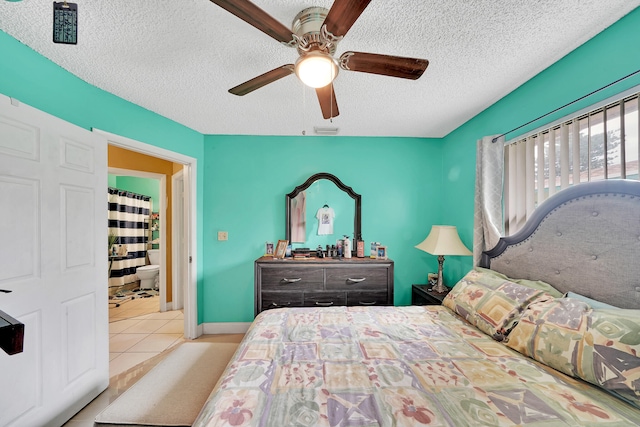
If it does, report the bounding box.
[412,284,449,305]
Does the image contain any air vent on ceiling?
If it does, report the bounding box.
[314,126,339,135]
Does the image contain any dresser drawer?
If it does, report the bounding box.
[261,291,304,311]
[303,292,346,307]
[255,258,394,316]
[347,291,389,306]
[325,267,388,290]
[260,267,324,290]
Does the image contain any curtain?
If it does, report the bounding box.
[473,135,505,266]
[291,191,306,243]
[108,187,150,288]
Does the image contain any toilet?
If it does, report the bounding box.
[137,249,160,290]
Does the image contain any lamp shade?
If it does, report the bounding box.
[295,51,339,88]
[415,225,472,256]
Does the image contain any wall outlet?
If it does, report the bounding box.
[217,231,228,241]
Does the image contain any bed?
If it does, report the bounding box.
[193,179,640,426]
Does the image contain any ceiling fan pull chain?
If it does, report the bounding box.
[330,66,335,120]
[302,84,306,135]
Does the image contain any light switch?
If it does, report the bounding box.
[217,231,228,241]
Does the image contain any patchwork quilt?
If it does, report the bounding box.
[192,306,640,426]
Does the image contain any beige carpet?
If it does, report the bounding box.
[95,342,238,426]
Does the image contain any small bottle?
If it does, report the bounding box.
[356,240,365,258]
[344,235,352,259]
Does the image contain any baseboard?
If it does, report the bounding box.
[202,322,251,335]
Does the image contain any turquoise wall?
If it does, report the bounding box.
[203,135,443,322]
[439,7,640,286]
[2,5,639,325]
[110,176,160,212]
[0,30,206,321]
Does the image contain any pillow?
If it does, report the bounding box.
[443,268,556,339]
[564,291,617,309]
[475,267,564,298]
[506,298,640,409]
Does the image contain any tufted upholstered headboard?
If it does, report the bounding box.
[480,179,640,309]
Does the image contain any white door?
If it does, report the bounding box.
[0,95,108,426]
[172,170,185,310]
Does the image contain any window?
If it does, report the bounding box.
[504,93,639,235]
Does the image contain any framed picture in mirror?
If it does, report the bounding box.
[275,240,289,259]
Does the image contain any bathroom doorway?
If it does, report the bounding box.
[106,162,188,376]
[97,128,198,340]
[108,169,163,321]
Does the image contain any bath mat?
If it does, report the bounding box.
[95,341,238,427]
[133,289,158,297]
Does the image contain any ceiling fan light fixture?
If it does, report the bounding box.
[295,51,338,88]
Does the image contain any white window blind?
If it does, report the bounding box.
[504,93,640,235]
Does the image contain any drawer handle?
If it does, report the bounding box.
[347,278,366,283]
[359,301,377,306]
[315,301,334,307]
[270,302,291,307]
[282,278,302,283]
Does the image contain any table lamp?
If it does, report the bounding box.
[415,225,472,293]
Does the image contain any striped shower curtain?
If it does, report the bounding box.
[108,187,150,288]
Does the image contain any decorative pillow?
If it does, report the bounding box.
[564,291,617,309]
[505,298,591,373]
[443,268,555,339]
[506,298,640,409]
[475,267,564,298]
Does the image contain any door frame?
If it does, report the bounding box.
[95,129,198,339]
[171,169,185,310]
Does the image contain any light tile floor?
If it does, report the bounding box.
[108,295,184,378]
[108,290,160,322]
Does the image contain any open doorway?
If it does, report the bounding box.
[95,128,198,341]
[108,169,163,321]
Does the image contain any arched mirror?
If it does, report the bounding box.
[285,173,361,251]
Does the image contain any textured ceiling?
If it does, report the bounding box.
[1,1,638,137]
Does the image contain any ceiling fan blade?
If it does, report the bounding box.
[339,51,429,80]
[229,65,294,96]
[210,0,295,45]
[316,84,340,119]
[323,0,372,38]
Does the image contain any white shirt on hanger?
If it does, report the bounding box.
[316,206,335,235]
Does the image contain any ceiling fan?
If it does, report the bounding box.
[210,0,429,119]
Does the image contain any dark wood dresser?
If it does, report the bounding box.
[254,256,394,316]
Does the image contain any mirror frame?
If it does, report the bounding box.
[285,172,362,246]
